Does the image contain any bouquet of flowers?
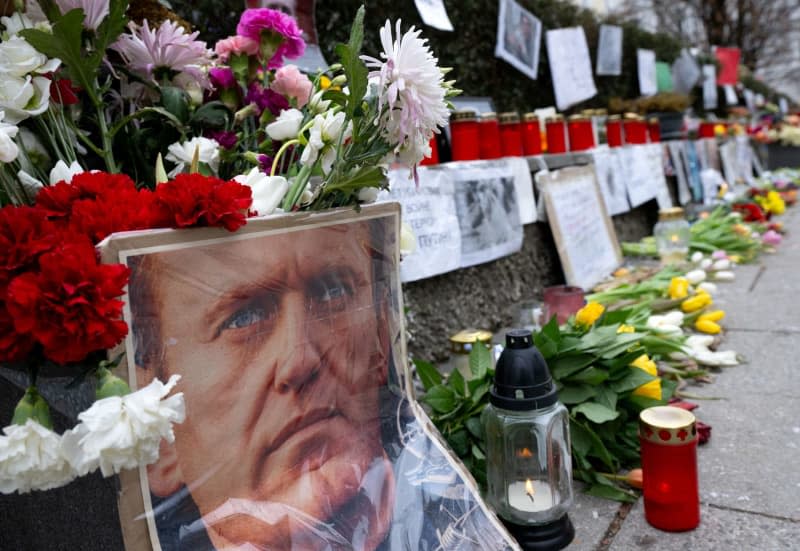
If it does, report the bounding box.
[0,1,454,493]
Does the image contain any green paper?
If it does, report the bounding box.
[656,62,674,92]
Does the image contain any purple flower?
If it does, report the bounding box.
[762,229,782,246]
[236,8,305,69]
[207,130,238,150]
[209,66,236,90]
[245,83,289,116]
[258,154,274,172]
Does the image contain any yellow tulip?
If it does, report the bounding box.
[319,75,332,90]
[695,319,722,334]
[631,354,657,374]
[698,310,725,323]
[617,324,635,334]
[575,302,605,327]
[631,354,661,400]
[668,277,690,300]
[767,191,786,215]
[681,291,712,313]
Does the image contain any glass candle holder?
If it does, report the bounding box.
[479,112,503,160]
[654,207,690,265]
[698,121,716,139]
[648,118,661,143]
[543,285,585,325]
[449,329,493,381]
[546,115,567,154]
[606,115,623,147]
[450,110,480,161]
[623,113,648,144]
[499,112,524,157]
[521,113,542,156]
[639,406,700,532]
[567,115,595,151]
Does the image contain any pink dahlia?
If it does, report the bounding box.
[236,8,305,69]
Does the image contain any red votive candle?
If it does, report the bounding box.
[606,115,623,147]
[479,112,502,160]
[521,112,542,155]
[567,115,596,151]
[624,113,648,144]
[639,406,700,532]
[499,112,523,157]
[419,136,439,166]
[648,117,661,143]
[546,115,567,154]
[698,121,716,139]
[543,285,585,325]
[450,110,480,161]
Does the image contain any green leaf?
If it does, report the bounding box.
[465,416,483,440]
[660,378,678,401]
[610,368,657,393]
[565,366,609,386]
[533,331,558,359]
[414,359,442,391]
[626,394,665,411]
[446,428,470,457]
[558,384,597,405]
[161,86,190,124]
[448,368,466,397]
[421,385,456,413]
[585,483,637,502]
[469,341,492,379]
[94,0,129,61]
[573,402,620,424]
[323,165,385,196]
[549,353,595,379]
[471,443,486,460]
[569,418,594,457]
[469,381,490,406]
[335,5,368,120]
[593,386,618,412]
[322,89,349,107]
[191,101,231,129]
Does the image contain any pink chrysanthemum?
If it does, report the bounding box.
[55,0,109,31]
[112,20,213,87]
[236,8,305,69]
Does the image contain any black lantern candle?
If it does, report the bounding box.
[482,330,575,550]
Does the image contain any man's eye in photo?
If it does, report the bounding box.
[221,296,279,331]
[312,273,354,308]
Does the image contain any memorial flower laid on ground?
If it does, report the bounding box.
[0,3,452,494]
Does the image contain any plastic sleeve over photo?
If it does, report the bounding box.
[101,204,516,551]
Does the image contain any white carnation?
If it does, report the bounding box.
[61,375,185,477]
[0,420,74,494]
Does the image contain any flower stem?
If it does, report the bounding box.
[282,163,313,211]
[92,81,118,173]
[270,139,300,177]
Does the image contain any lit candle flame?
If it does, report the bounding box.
[670,234,679,243]
[525,479,535,502]
[518,447,533,458]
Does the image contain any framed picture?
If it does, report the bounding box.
[495,0,542,80]
[101,204,515,551]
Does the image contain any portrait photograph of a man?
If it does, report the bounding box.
[104,205,514,550]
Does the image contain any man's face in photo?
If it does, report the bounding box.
[137,221,394,549]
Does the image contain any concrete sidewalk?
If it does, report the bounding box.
[567,206,800,550]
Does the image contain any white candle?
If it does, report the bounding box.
[507,479,555,513]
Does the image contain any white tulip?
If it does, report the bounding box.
[690,251,704,263]
[0,36,59,77]
[49,159,84,184]
[357,186,379,204]
[0,420,75,494]
[646,313,683,336]
[266,108,303,141]
[0,114,19,163]
[712,259,731,271]
[685,269,706,285]
[307,90,332,114]
[61,375,185,477]
[0,74,51,124]
[699,258,713,270]
[713,270,735,281]
[165,137,220,177]
[697,282,718,295]
[234,168,288,215]
[300,111,352,174]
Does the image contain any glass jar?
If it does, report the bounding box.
[521,112,542,156]
[450,110,480,161]
[623,113,648,144]
[449,329,493,380]
[698,121,716,139]
[648,117,661,143]
[606,115,623,147]
[479,112,503,160]
[654,207,690,265]
[499,112,524,157]
[567,115,595,151]
[639,406,700,531]
[545,115,567,154]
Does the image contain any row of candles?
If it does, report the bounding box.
[447,110,664,162]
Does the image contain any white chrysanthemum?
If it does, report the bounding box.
[300,110,352,174]
[61,375,185,477]
[362,20,449,167]
[0,420,75,494]
[165,136,220,177]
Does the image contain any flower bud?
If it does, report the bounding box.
[713,270,735,281]
[95,366,132,400]
[697,282,718,295]
[685,269,706,285]
[712,259,731,271]
[695,319,722,334]
[11,386,53,429]
[690,251,704,263]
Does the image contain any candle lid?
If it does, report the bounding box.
[623,112,643,121]
[450,329,493,354]
[450,109,478,122]
[607,114,622,121]
[648,117,660,125]
[522,112,539,122]
[490,329,558,411]
[658,207,685,221]
[567,114,589,121]
[546,114,564,123]
[640,406,697,445]
[499,112,521,124]
[480,111,498,122]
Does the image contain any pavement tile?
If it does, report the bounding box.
[610,502,800,550]
[567,483,623,550]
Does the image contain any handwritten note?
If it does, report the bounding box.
[596,24,622,76]
[620,145,659,207]
[414,0,454,31]
[539,166,622,290]
[637,49,657,96]
[496,0,542,80]
[666,141,692,205]
[702,65,718,110]
[380,168,462,282]
[546,27,597,110]
[590,147,630,215]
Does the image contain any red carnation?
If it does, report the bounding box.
[732,202,767,223]
[36,171,138,221]
[154,174,252,231]
[6,239,130,364]
[0,305,35,362]
[0,206,57,299]
[49,77,80,106]
[69,187,162,244]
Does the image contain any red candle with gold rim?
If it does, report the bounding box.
[521,112,542,155]
[567,115,595,151]
[648,118,661,143]
[498,112,524,157]
[450,110,480,161]
[623,113,648,144]
[479,112,502,160]
[545,115,567,154]
[606,115,623,147]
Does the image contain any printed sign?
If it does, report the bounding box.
[702,64,718,110]
[546,27,597,110]
[637,49,657,96]
[671,49,701,94]
[621,145,660,207]
[666,141,692,205]
[495,0,542,80]
[590,146,630,215]
[539,166,622,290]
[656,62,673,92]
[596,24,623,76]
[414,0,454,31]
